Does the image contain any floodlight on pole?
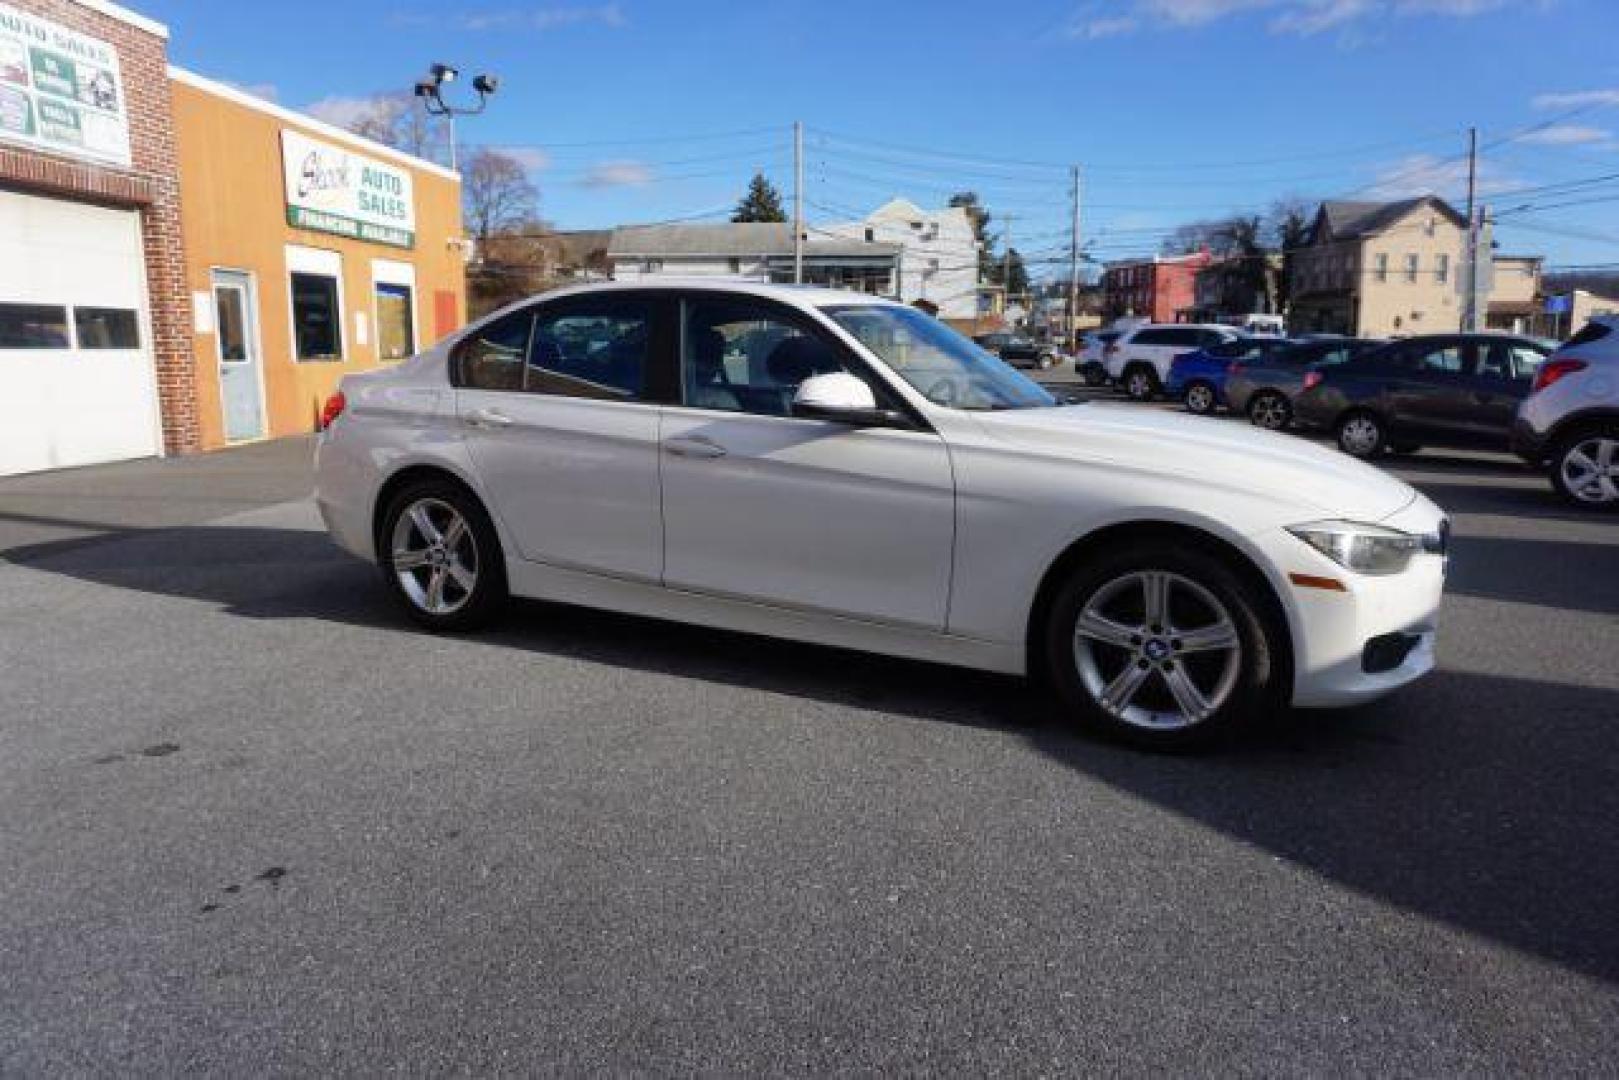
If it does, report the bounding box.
[414,62,499,171]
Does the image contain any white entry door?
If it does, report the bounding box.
[213,271,265,442]
[0,190,161,476]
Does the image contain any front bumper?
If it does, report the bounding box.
[1254,498,1448,709]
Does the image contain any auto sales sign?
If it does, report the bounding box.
[0,2,130,166]
[281,129,415,249]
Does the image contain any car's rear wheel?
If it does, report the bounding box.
[379,479,508,630]
[1336,410,1386,458]
[1079,361,1108,387]
[1044,543,1281,751]
[1183,381,1217,415]
[1551,425,1619,510]
[1247,391,1291,431]
[1123,365,1159,401]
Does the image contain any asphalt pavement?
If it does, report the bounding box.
[1,418,1616,1073]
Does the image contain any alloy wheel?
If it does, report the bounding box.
[390,497,480,615]
[1126,371,1154,400]
[1186,384,1215,414]
[1339,414,1382,456]
[1560,436,1619,505]
[1072,570,1242,731]
[1250,394,1289,430]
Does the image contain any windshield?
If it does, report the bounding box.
[825,304,1058,411]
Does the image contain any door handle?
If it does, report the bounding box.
[467,407,512,429]
[663,436,726,459]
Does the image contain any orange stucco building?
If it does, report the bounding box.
[170,67,465,449]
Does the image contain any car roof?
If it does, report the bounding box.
[495,278,908,314]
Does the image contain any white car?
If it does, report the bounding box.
[1512,314,1619,509]
[1105,323,1244,400]
[315,282,1447,750]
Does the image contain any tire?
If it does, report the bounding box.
[1044,541,1283,751]
[1183,381,1217,415]
[1336,409,1386,459]
[377,478,509,631]
[1123,365,1160,401]
[1247,391,1291,431]
[1550,424,1619,510]
[1079,362,1108,387]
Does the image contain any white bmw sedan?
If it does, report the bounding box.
[316,282,1447,750]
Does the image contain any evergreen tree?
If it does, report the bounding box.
[732,173,787,223]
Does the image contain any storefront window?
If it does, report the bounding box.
[291,272,342,361]
[375,282,415,361]
[73,307,140,349]
[0,303,70,348]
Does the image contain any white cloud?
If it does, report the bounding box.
[1062,0,1537,38]
[1365,153,1526,200]
[304,94,389,129]
[1532,89,1619,110]
[1516,124,1613,146]
[457,4,627,31]
[496,146,553,171]
[1065,15,1139,37]
[580,160,652,188]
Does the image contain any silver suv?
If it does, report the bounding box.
[1512,315,1619,509]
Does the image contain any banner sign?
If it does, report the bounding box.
[0,2,130,166]
[281,129,416,249]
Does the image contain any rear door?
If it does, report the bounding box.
[456,293,670,582]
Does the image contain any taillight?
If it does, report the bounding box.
[319,390,347,430]
[1302,370,1323,391]
[1532,358,1587,393]
[1228,362,1246,376]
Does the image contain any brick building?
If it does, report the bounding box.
[1100,251,1213,324]
[0,0,194,475]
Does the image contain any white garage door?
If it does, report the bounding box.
[0,190,162,476]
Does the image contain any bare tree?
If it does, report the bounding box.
[463,147,540,243]
[333,92,447,163]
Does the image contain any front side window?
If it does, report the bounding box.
[74,307,140,349]
[291,272,342,361]
[457,311,532,391]
[682,298,863,416]
[827,303,1055,412]
[0,303,69,348]
[528,302,651,401]
[375,282,415,361]
[1511,342,1550,379]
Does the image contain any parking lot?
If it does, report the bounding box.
[2,418,1616,1072]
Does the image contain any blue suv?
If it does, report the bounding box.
[1166,336,1296,415]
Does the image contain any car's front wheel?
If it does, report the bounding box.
[1123,365,1159,401]
[1551,424,1619,510]
[378,479,509,630]
[1044,543,1282,750]
[1336,409,1386,458]
[1247,391,1291,431]
[1183,381,1217,415]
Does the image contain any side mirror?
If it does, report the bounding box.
[791,372,910,428]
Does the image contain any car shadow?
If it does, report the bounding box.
[1442,533,1619,615]
[7,523,1619,986]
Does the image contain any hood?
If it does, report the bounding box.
[974,403,1417,521]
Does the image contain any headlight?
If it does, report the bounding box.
[1287,520,1424,576]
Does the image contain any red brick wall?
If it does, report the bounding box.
[0,1,197,456]
[1151,258,1208,323]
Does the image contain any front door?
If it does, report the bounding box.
[659,294,954,629]
[213,271,265,442]
[1388,337,1476,443]
[456,295,666,582]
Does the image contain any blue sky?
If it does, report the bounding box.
[142,0,1619,276]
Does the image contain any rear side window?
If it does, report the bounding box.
[457,312,533,391]
[528,302,652,401]
[1565,322,1611,348]
[1131,329,1171,346]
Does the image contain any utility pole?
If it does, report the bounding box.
[1002,213,1014,323]
[793,120,804,285]
[1068,165,1082,351]
[1462,125,1479,332]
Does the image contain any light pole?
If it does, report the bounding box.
[414,63,499,171]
